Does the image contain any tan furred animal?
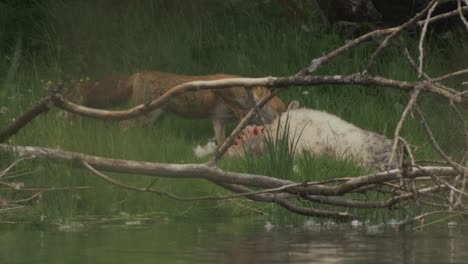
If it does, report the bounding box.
[66,72,287,145]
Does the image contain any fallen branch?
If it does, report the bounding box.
[50,74,464,121]
[0,96,53,143]
[0,144,460,197]
[388,86,421,166]
[418,2,439,78]
[83,159,303,201]
[458,0,468,32]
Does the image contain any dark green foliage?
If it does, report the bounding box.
[0,0,466,222]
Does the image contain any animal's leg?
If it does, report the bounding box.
[146,108,165,124]
[212,119,226,146]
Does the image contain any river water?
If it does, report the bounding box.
[1,218,467,264]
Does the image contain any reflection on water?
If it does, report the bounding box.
[1,218,467,264]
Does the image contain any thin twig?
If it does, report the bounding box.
[398,210,464,228]
[414,106,467,173]
[418,2,439,78]
[415,159,449,165]
[297,5,468,75]
[413,213,464,230]
[365,0,438,72]
[9,192,43,204]
[0,206,27,214]
[428,5,468,25]
[450,103,468,208]
[0,156,34,178]
[227,199,268,215]
[400,40,459,93]
[0,170,35,180]
[437,177,468,198]
[458,0,468,32]
[1,185,90,192]
[414,165,458,208]
[429,69,468,83]
[388,87,421,166]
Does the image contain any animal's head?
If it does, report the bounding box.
[214,86,290,125]
[228,100,300,157]
[246,87,291,125]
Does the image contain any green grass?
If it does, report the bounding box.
[0,0,466,223]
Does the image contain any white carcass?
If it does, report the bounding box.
[229,102,404,169]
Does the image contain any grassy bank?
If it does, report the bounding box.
[1,0,466,223]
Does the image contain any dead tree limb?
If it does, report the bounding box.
[0,144,460,197]
[365,0,438,72]
[414,106,467,173]
[388,86,422,166]
[418,2,438,78]
[297,5,468,75]
[216,183,354,221]
[0,96,53,143]
[458,0,468,32]
[49,74,464,121]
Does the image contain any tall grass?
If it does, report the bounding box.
[0,0,466,223]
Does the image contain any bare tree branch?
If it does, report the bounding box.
[297,5,468,75]
[49,74,465,121]
[83,159,318,201]
[388,86,422,166]
[458,0,468,32]
[0,96,53,143]
[398,210,466,228]
[414,106,467,173]
[0,156,34,178]
[400,40,459,95]
[418,2,439,78]
[429,68,468,83]
[365,0,438,72]
[217,183,355,221]
[304,185,444,209]
[0,144,460,197]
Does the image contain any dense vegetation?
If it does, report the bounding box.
[0,0,466,223]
